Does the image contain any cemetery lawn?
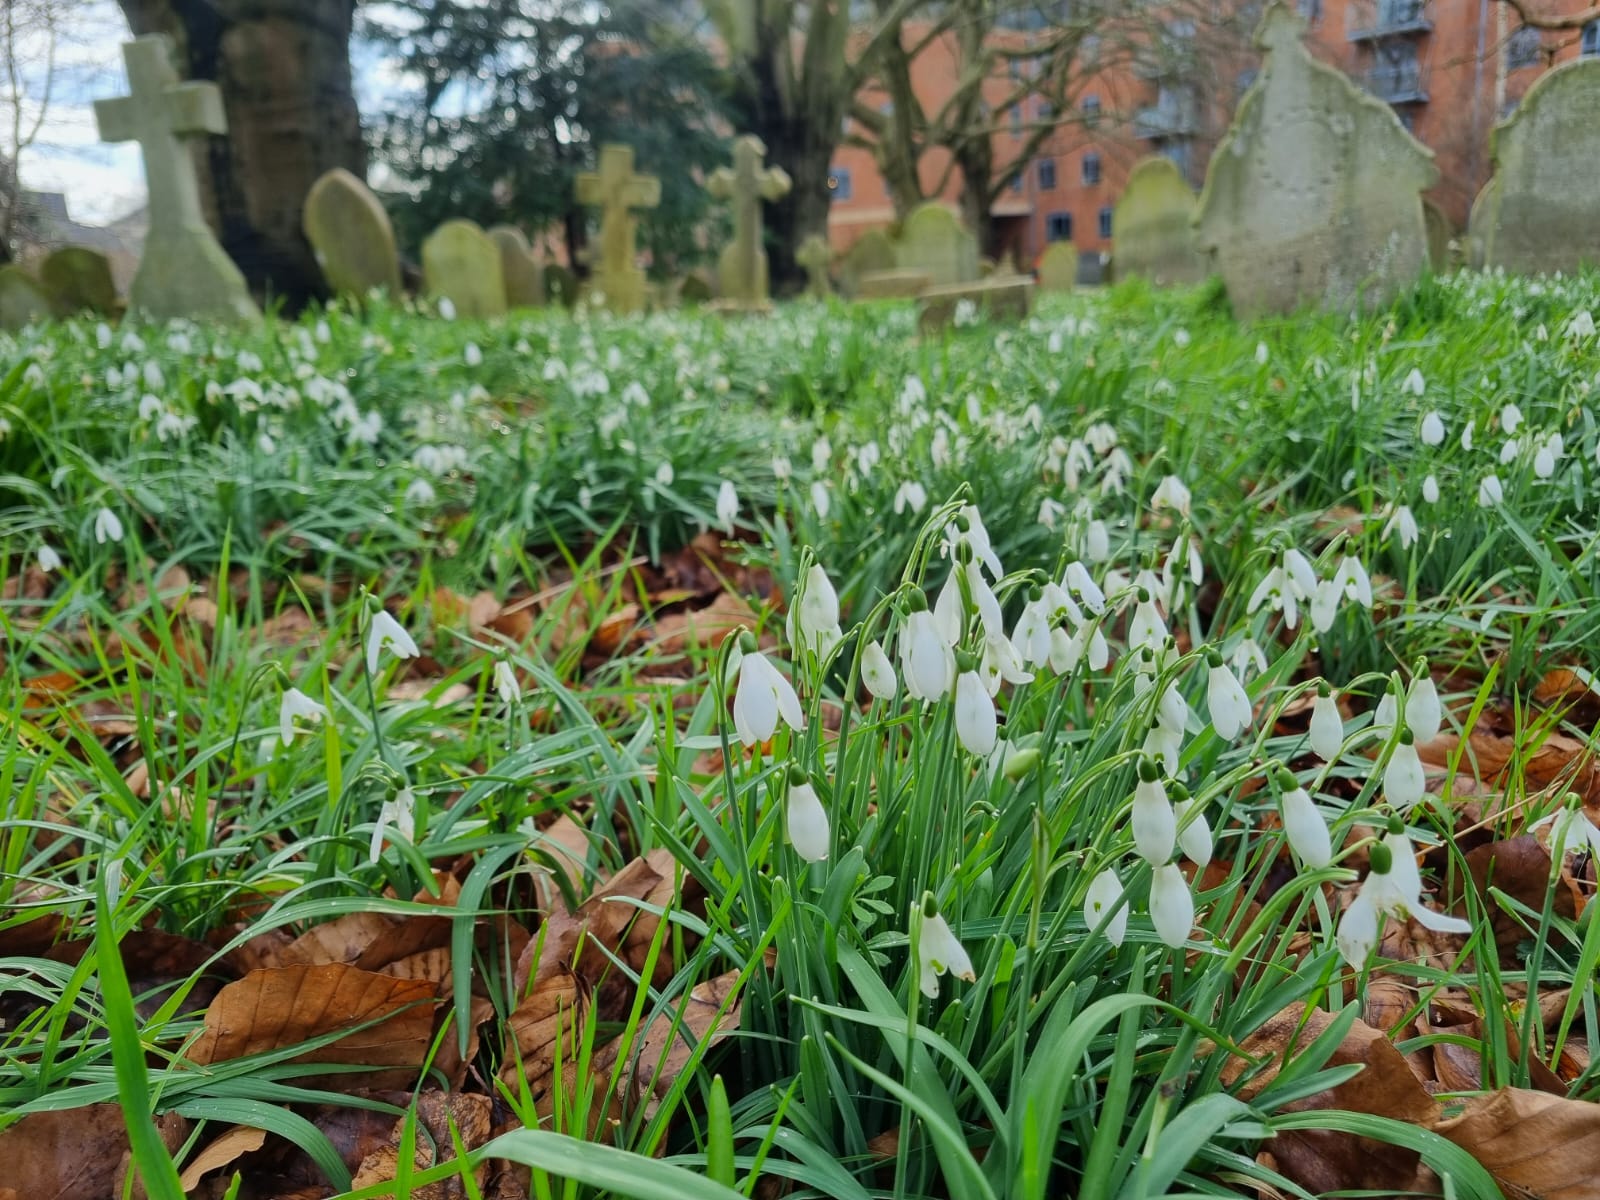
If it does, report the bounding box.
[3,274,1600,1199]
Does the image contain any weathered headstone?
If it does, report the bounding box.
[488,225,546,308]
[842,229,897,296]
[1112,156,1208,287]
[918,276,1033,334]
[856,269,931,299]
[1076,251,1109,286]
[1037,243,1077,291]
[1466,178,1497,271]
[94,36,259,323]
[796,234,832,299]
[1193,3,1437,316]
[1480,59,1600,275]
[422,219,507,318]
[992,251,1022,278]
[0,266,53,330]
[896,203,979,287]
[708,135,791,306]
[1421,198,1453,272]
[40,247,118,316]
[575,144,661,314]
[303,167,402,301]
[545,264,579,308]
[678,270,715,304]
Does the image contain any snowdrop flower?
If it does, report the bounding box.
[1422,474,1440,504]
[1151,474,1192,517]
[1206,651,1252,741]
[1011,595,1055,671]
[1383,504,1419,550]
[1276,770,1332,868]
[1156,681,1189,736]
[1248,567,1300,630]
[1131,759,1176,866]
[716,479,739,532]
[438,297,457,319]
[1173,328,1191,348]
[954,666,997,756]
[494,660,522,706]
[1564,310,1595,341]
[1461,421,1474,452]
[1419,411,1445,446]
[1383,731,1426,812]
[1403,367,1426,397]
[861,640,897,700]
[732,650,804,747]
[1084,868,1128,946]
[1173,790,1212,868]
[916,899,975,999]
[771,454,791,481]
[1038,497,1067,529]
[366,609,420,675]
[786,771,829,862]
[1254,341,1269,365]
[1310,688,1344,761]
[894,480,928,515]
[1499,437,1522,466]
[37,544,61,573]
[810,480,831,518]
[1478,473,1503,507]
[1083,519,1110,562]
[405,478,436,507]
[1500,402,1523,435]
[1534,437,1559,479]
[980,632,1033,696]
[944,505,1003,579]
[1405,674,1441,743]
[790,563,843,660]
[900,607,955,701]
[652,461,674,487]
[1062,561,1106,615]
[1332,556,1372,608]
[138,392,163,421]
[1230,637,1269,681]
[278,687,328,745]
[370,787,417,864]
[464,342,482,367]
[94,507,123,544]
[811,436,831,473]
[1143,721,1181,779]
[1149,864,1194,949]
[1336,829,1470,966]
[1128,589,1167,653]
[1531,797,1600,860]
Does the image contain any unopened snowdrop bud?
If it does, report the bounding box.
[1478,473,1503,507]
[1172,788,1212,868]
[786,769,830,862]
[916,896,975,999]
[1501,402,1523,435]
[1405,673,1441,743]
[733,651,805,747]
[1422,474,1440,504]
[1084,868,1128,946]
[37,544,61,573]
[493,660,522,706]
[1276,769,1332,868]
[1419,411,1445,446]
[901,600,956,702]
[1204,651,1250,741]
[1534,438,1558,479]
[366,609,420,675]
[954,662,997,756]
[464,342,482,367]
[861,640,897,700]
[1371,691,1398,737]
[1309,579,1341,635]
[1149,863,1193,949]
[1131,758,1176,866]
[1403,367,1426,397]
[810,480,830,518]
[1156,682,1189,735]
[796,563,843,656]
[1254,341,1269,365]
[1310,686,1344,761]
[278,687,329,745]
[1383,730,1425,812]
[1128,588,1167,653]
[1084,520,1110,562]
[716,479,740,531]
[94,507,124,544]
[1461,421,1474,452]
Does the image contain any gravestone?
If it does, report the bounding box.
[40,247,118,316]
[488,225,546,308]
[918,276,1033,334]
[1466,178,1497,271]
[94,35,259,323]
[1037,242,1077,291]
[1112,156,1208,287]
[422,219,506,318]
[1193,3,1437,316]
[303,167,402,301]
[678,270,715,304]
[856,269,931,299]
[1421,198,1453,271]
[708,135,791,305]
[545,264,579,308]
[796,234,832,299]
[1076,251,1109,286]
[896,203,979,287]
[841,228,896,296]
[992,251,1022,279]
[1480,59,1600,275]
[575,144,661,314]
[0,266,53,330]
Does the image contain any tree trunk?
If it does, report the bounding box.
[954,139,1000,258]
[116,0,364,311]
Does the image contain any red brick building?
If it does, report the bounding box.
[825,1,1600,266]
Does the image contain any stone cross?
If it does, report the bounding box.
[575,144,660,314]
[94,36,257,322]
[796,234,832,299]
[708,135,791,305]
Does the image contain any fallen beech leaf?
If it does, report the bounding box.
[188,964,436,1084]
[498,964,587,1111]
[1463,837,1580,956]
[1533,666,1600,726]
[527,813,600,910]
[277,912,454,973]
[1433,1087,1600,1199]
[351,1092,493,1199]
[177,1124,268,1190]
[615,967,744,1121]
[1224,1003,1439,1195]
[0,1104,139,1200]
[645,591,757,661]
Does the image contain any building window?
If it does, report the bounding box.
[1010,106,1022,134]
[1046,212,1074,243]
[1011,172,1024,193]
[1036,99,1053,120]
[1397,109,1417,132]
[1081,34,1100,64]
[1081,152,1102,185]
[1297,0,1322,22]
[1038,159,1057,189]
[1506,25,1540,69]
[1098,206,1113,239]
[1161,140,1191,177]
[1584,19,1600,56]
[828,168,852,201]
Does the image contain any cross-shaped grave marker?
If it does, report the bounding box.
[795,234,833,300]
[708,135,792,305]
[94,35,258,323]
[575,144,660,314]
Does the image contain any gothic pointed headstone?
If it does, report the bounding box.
[303,167,402,302]
[796,234,832,299]
[896,204,978,287]
[40,247,119,316]
[422,219,506,318]
[708,135,791,305]
[94,35,258,323]
[488,225,545,308]
[1112,156,1208,287]
[575,144,660,314]
[1193,2,1436,316]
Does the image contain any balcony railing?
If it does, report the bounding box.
[1348,0,1432,41]
[1364,61,1430,103]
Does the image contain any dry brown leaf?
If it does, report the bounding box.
[0,1104,139,1200]
[350,1092,494,1199]
[1420,727,1600,805]
[1224,1003,1439,1195]
[645,591,757,661]
[1433,1087,1600,1199]
[187,963,437,1086]
[613,967,744,1121]
[277,912,454,973]
[527,813,600,910]
[177,1124,268,1190]
[498,964,588,1113]
[1463,836,1581,957]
